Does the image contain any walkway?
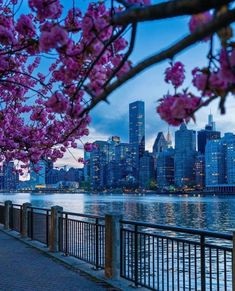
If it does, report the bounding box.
[0,231,114,291]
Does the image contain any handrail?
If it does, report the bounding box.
[121,219,233,240]
[28,206,51,212]
[12,203,22,207]
[61,211,105,220]
[0,201,233,240]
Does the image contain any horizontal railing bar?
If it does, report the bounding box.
[12,204,22,207]
[122,229,232,251]
[122,228,202,245]
[63,217,105,226]
[121,219,233,240]
[28,206,51,212]
[204,243,232,251]
[61,211,105,220]
[123,230,232,250]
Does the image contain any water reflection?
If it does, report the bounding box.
[0,193,235,232]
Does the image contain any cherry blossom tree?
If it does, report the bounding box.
[0,0,234,173]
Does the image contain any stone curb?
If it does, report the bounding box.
[0,226,147,291]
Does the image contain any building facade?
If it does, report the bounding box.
[156,148,175,189]
[198,114,221,154]
[174,124,196,188]
[129,101,145,181]
[139,151,154,189]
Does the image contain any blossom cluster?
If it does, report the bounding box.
[0,0,137,172]
[158,10,235,126]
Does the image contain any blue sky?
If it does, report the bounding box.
[42,1,235,168]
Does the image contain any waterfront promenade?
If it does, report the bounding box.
[0,231,113,291]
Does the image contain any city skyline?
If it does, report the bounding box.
[56,100,233,169]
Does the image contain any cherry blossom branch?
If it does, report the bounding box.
[0,79,46,98]
[84,7,235,114]
[112,0,234,25]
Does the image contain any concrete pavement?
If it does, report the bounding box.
[0,231,116,291]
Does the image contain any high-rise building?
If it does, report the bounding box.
[226,136,235,184]
[45,159,53,185]
[114,143,133,186]
[139,151,154,189]
[152,132,168,157]
[205,139,225,185]
[129,101,145,180]
[195,153,205,189]
[157,148,175,189]
[83,151,91,183]
[90,140,108,190]
[174,123,196,188]
[198,114,221,154]
[205,133,235,188]
[0,162,19,191]
[30,160,46,187]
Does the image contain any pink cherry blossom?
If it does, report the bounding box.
[84,143,96,152]
[39,25,68,52]
[157,93,201,126]
[165,62,185,88]
[16,14,35,37]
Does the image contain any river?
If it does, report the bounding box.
[0,192,235,232]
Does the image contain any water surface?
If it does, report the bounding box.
[1,193,235,232]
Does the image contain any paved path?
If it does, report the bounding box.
[0,231,112,291]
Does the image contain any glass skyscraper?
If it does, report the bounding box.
[205,133,235,186]
[174,123,196,187]
[197,114,221,154]
[129,101,145,180]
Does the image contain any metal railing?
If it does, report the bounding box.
[27,207,50,246]
[0,201,234,290]
[0,202,4,225]
[58,211,105,269]
[120,220,233,291]
[10,204,22,232]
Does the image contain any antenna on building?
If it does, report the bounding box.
[208,110,216,131]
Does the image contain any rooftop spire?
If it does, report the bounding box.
[166,126,172,147]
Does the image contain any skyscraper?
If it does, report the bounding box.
[90,140,108,190]
[129,101,145,180]
[174,123,196,188]
[30,160,46,187]
[157,148,175,189]
[195,153,205,189]
[198,114,221,154]
[205,139,225,185]
[139,151,154,189]
[0,162,19,191]
[152,132,168,157]
[205,133,235,187]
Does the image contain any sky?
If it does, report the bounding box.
[53,1,235,168]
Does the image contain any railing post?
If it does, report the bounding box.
[105,214,122,279]
[4,200,12,230]
[233,232,235,291]
[46,210,49,247]
[65,213,68,255]
[49,206,63,252]
[95,218,99,269]
[200,234,206,291]
[134,224,139,287]
[21,203,31,238]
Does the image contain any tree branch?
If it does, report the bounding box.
[112,0,233,25]
[84,7,235,114]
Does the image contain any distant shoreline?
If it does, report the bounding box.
[2,190,235,196]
